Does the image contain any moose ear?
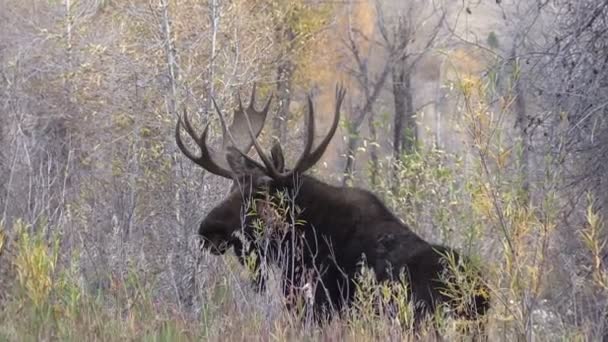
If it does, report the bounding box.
[225,147,272,186]
[270,143,285,172]
[226,147,257,177]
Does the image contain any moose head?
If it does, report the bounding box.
[176,85,346,257]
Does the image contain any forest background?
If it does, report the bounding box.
[1,0,607,340]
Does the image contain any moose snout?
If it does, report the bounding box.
[199,231,232,255]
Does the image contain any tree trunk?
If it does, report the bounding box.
[0,76,4,215]
[341,68,390,185]
[272,23,295,144]
[391,62,416,194]
[273,60,293,144]
[392,65,416,159]
[342,129,360,186]
[368,112,379,186]
[342,103,372,186]
[202,0,219,116]
[514,70,530,202]
[511,47,530,204]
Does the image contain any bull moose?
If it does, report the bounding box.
[175,84,489,326]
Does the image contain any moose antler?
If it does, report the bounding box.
[175,84,272,178]
[176,83,346,181]
[296,85,346,172]
[232,84,346,181]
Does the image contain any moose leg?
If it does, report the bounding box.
[310,268,355,324]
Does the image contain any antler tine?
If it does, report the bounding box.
[175,116,198,162]
[242,109,283,179]
[181,108,200,142]
[211,96,268,172]
[297,84,346,172]
[222,84,273,155]
[244,83,273,115]
[211,97,230,140]
[175,109,233,178]
[290,93,316,175]
[261,90,273,113]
